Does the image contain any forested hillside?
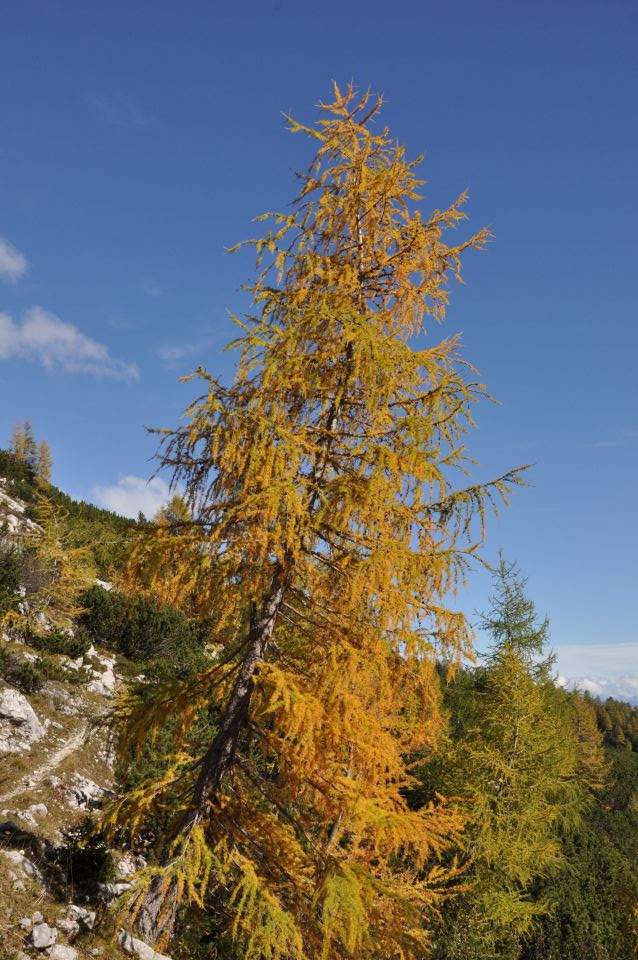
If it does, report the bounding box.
[0,440,136,577]
[422,562,638,960]
[2,446,637,960]
[1,86,636,960]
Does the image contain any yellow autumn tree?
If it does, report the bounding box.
[36,439,53,483]
[117,494,203,613]
[9,421,28,462]
[107,84,526,959]
[22,497,96,630]
[10,419,37,467]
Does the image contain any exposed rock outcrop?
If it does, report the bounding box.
[0,684,46,752]
[118,928,173,960]
[29,920,57,949]
[0,848,43,881]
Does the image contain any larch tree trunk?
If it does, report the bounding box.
[135,565,288,942]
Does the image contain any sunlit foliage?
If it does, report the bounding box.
[108,84,525,958]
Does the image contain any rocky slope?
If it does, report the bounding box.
[0,479,170,960]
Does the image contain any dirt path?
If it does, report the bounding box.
[0,722,88,803]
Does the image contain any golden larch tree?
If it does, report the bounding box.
[36,439,53,482]
[10,421,28,463]
[108,84,526,959]
[10,419,38,468]
[23,497,96,630]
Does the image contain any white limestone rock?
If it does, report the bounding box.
[16,802,48,826]
[0,685,46,752]
[60,656,81,672]
[116,853,140,877]
[56,917,80,938]
[86,671,115,697]
[48,946,78,960]
[67,775,112,810]
[30,921,57,949]
[16,808,38,827]
[97,880,132,899]
[1,849,43,881]
[86,654,116,696]
[66,905,96,931]
[118,929,172,960]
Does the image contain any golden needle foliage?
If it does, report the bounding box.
[2,496,95,632]
[108,84,526,958]
[27,497,96,629]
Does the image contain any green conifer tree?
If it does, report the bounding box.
[432,559,582,959]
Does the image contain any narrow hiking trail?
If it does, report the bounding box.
[0,722,88,803]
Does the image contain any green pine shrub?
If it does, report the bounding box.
[26,625,92,659]
[78,584,209,679]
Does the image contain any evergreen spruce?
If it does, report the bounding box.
[431,560,585,959]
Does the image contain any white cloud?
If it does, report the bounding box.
[93,475,172,519]
[554,643,638,703]
[560,674,638,706]
[0,306,139,380]
[0,237,28,283]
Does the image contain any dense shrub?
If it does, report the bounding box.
[78,585,209,678]
[0,539,21,617]
[0,448,36,505]
[27,625,92,659]
[0,647,57,693]
[60,816,118,889]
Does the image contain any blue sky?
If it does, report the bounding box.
[1,0,636,695]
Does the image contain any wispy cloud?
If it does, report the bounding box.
[554,641,638,704]
[93,96,149,129]
[592,439,625,449]
[140,278,163,298]
[157,342,194,364]
[558,673,638,706]
[0,236,28,283]
[158,335,219,368]
[0,306,139,380]
[591,429,638,449]
[93,475,171,519]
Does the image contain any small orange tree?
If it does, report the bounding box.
[108,84,525,958]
